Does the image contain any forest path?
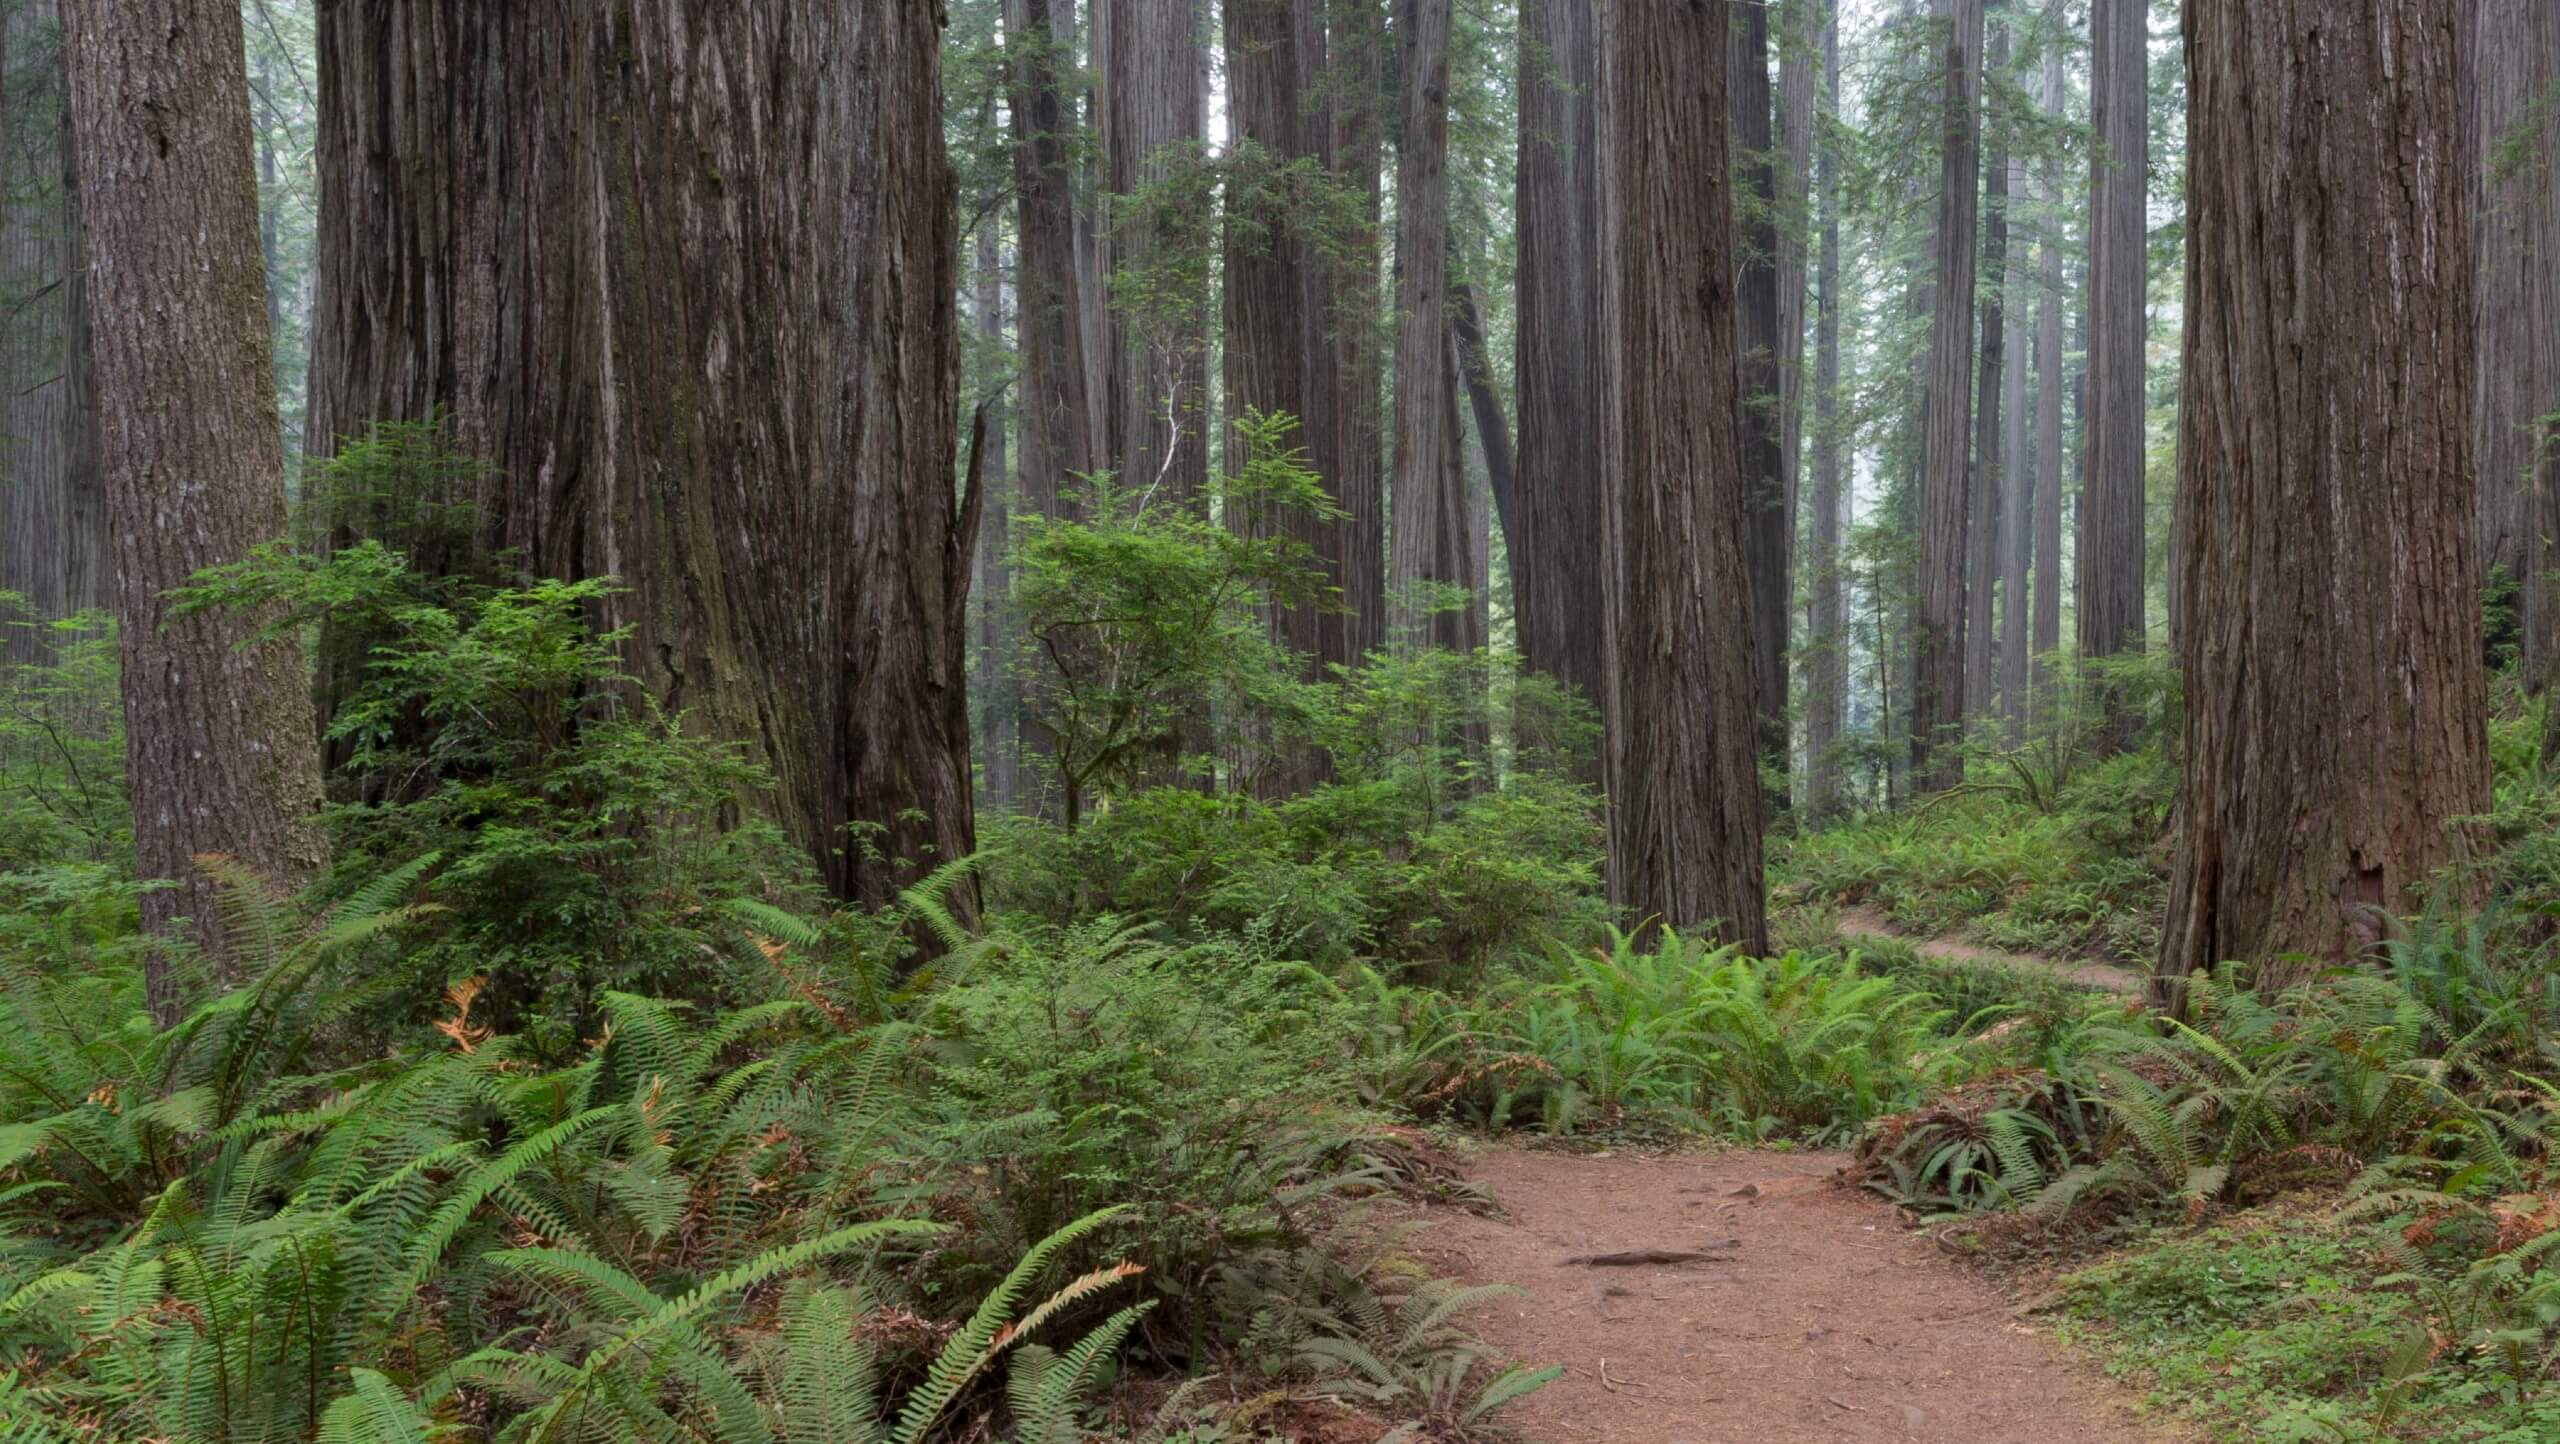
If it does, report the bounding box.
[1415,1147,2179,1444]
[1832,905,2147,997]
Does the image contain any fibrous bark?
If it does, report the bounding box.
[1011,0,1100,522]
[2163,0,2487,995]
[1597,0,1766,951]
[1965,22,2009,722]
[2077,0,2146,745]
[1514,0,1605,728]
[1911,0,1983,792]
[63,0,328,1024]
[1322,0,1388,671]
[1388,0,1463,651]
[1096,0,1209,504]
[2470,0,2553,668]
[305,1,975,919]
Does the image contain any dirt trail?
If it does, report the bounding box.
[1417,1147,2175,1444]
[1833,906,2146,997]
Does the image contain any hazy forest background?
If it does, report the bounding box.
[0,0,2552,1440]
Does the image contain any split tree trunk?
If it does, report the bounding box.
[2077,0,2146,746]
[1597,0,1765,951]
[305,0,974,920]
[63,0,328,1025]
[1911,0,1983,793]
[2163,0,2487,996]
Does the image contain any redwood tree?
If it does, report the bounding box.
[1514,0,1604,723]
[1388,0,1464,651]
[1964,22,2009,721]
[1911,0,1983,792]
[1096,0,1209,503]
[305,1,974,917]
[2031,34,2065,725]
[63,0,328,1023]
[2163,0,2487,995]
[1804,6,1846,817]
[1598,0,1765,950]
[2077,0,2146,744]
[1731,0,1788,794]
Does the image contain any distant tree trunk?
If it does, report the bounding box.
[2163,0,2486,997]
[1730,0,1789,804]
[0,1,101,666]
[1389,0,1462,651]
[1011,0,1100,521]
[2531,7,2560,739]
[1997,143,2032,743]
[2077,0,2146,747]
[1775,0,1816,575]
[1598,0,1765,951]
[1515,0,1605,737]
[1804,7,1845,818]
[1293,0,1339,651]
[1912,0,1982,793]
[974,225,1020,811]
[2471,0,2547,660]
[1964,22,2009,722]
[2032,37,2065,727]
[1096,0,1209,503]
[1450,280,1516,556]
[63,0,328,1025]
[305,1,975,921]
[1323,0,1387,671]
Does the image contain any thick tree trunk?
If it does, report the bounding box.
[1730,0,1789,801]
[305,1,974,920]
[2471,0,2550,665]
[2078,0,2146,746]
[1598,0,1765,951]
[2032,38,2065,728]
[1997,144,2032,743]
[1096,0,1209,504]
[1912,0,1982,793]
[1515,0,1605,732]
[1388,0,1462,651]
[1804,8,1845,818]
[2163,0,2486,996]
[1011,0,1100,521]
[1322,0,1387,671]
[63,0,328,1024]
[0,1,101,665]
[1965,23,2009,723]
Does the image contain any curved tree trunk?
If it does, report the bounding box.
[2163,0,2486,997]
[306,1,973,920]
[63,0,328,1024]
[1598,0,1765,951]
[2077,0,2147,747]
[1912,0,1983,793]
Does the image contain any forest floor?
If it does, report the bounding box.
[1833,905,2147,997]
[1412,1147,2183,1444]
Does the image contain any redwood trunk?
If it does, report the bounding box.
[2163,0,2487,994]
[305,1,974,919]
[1011,0,1100,521]
[1965,23,2009,723]
[1731,0,1788,798]
[63,0,328,1023]
[1911,0,1983,792]
[2078,0,2146,744]
[1514,0,1605,728]
[2031,38,2064,726]
[1804,8,1845,817]
[1598,0,1765,950]
[1097,0,1209,504]
[1388,0,1461,651]
[2471,0,2550,664]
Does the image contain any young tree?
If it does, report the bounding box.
[1598,0,1765,950]
[2077,0,2145,745]
[304,2,975,918]
[1804,6,1846,817]
[62,0,328,1023]
[1389,0,1461,652]
[1911,0,1984,792]
[0,1,99,666]
[2162,0,2487,995]
[1514,0,1604,729]
[1731,0,1789,795]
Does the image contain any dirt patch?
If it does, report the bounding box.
[1414,1147,2180,1444]
[1835,906,2146,997]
